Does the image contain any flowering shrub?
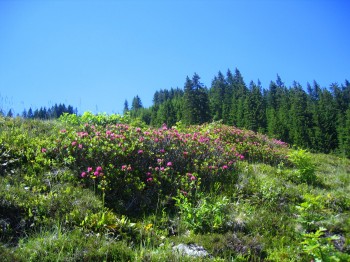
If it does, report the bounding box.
[44,118,289,214]
[201,123,290,165]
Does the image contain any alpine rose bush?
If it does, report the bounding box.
[45,120,289,214]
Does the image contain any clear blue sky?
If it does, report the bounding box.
[0,0,349,115]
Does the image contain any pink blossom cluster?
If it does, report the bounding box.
[81,166,103,178]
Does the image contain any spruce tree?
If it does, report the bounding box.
[123,100,129,114]
[6,109,13,118]
[183,73,210,125]
[265,75,290,142]
[183,76,194,125]
[131,95,143,111]
[222,69,234,124]
[22,109,27,118]
[27,108,34,119]
[243,81,266,132]
[289,82,310,148]
[209,71,226,121]
[230,68,247,127]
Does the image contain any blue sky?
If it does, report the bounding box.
[0,0,349,115]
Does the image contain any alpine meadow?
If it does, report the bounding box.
[1,69,350,261]
[1,0,350,260]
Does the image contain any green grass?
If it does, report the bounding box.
[1,117,349,261]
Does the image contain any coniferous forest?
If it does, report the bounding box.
[1,103,77,120]
[125,69,350,157]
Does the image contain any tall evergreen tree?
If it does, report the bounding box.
[222,69,234,124]
[230,68,248,127]
[289,82,311,148]
[131,95,143,111]
[6,109,13,118]
[209,71,227,121]
[123,100,129,114]
[27,108,34,119]
[22,109,27,118]
[307,80,321,102]
[243,80,266,132]
[183,73,210,125]
[265,76,290,142]
[311,88,338,153]
[321,88,339,152]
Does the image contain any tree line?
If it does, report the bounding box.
[125,68,350,157]
[0,103,77,120]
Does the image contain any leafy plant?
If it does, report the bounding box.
[173,191,230,233]
[288,149,317,184]
[296,194,326,232]
[301,227,349,262]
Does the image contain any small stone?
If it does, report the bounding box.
[173,243,211,258]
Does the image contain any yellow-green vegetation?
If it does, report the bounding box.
[0,115,349,261]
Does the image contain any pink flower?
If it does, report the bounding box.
[71,141,77,146]
[240,155,244,160]
[190,175,196,181]
[222,165,228,170]
[96,166,102,172]
[160,167,165,172]
[121,165,127,171]
[157,158,163,164]
[167,162,172,167]
[127,166,132,171]
[94,171,99,176]
[138,149,144,154]
[81,172,86,178]
[41,148,47,153]
[87,167,93,172]
[160,149,165,153]
[183,151,188,156]
[60,129,66,133]
[147,177,153,182]
[78,144,83,149]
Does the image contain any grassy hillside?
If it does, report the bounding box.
[0,114,349,261]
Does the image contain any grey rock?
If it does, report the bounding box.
[173,243,211,258]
